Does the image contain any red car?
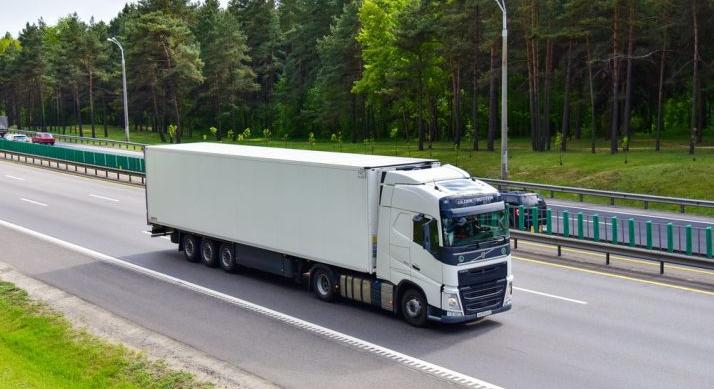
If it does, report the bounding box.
[31,132,55,145]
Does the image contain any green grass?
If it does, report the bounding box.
[41,125,714,206]
[0,281,207,389]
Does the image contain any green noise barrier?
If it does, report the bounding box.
[0,139,144,173]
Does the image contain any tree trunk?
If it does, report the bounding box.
[488,44,497,152]
[587,35,597,153]
[74,85,83,137]
[543,39,554,151]
[656,27,667,152]
[611,2,621,154]
[561,40,573,152]
[622,1,636,151]
[471,5,480,151]
[690,0,699,155]
[88,70,96,138]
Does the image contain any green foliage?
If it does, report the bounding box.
[242,128,251,139]
[308,131,316,149]
[0,281,205,388]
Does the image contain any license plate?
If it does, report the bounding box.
[477,310,492,318]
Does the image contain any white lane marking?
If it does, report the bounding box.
[141,230,170,240]
[514,287,588,305]
[89,194,120,202]
[5,175,25,181]
[549,203,711,225]
[0,219,502,389]
[20,198,48,207]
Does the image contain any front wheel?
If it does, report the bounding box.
[400,288,428,327]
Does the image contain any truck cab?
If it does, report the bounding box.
[376,165,512,325]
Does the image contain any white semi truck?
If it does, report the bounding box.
[146,143,512,326]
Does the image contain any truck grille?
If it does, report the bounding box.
[459,280,507,315]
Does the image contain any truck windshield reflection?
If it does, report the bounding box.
[442,210,509,248]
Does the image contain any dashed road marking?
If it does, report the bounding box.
[89,194,120,202]
[514,287,588,305]
[5,175,25,181]
[20,198,47,207]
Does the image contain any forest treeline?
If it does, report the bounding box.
[0,0,711,153]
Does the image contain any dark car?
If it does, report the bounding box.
[502,191,547,231]
[31,132,55,145]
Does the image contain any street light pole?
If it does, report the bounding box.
[108,37,130,142]
[493,0,508,180]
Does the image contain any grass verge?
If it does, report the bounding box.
[0,281,207,389]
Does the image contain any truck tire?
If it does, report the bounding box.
[200,238,219,267]
[182,234,200,263]
[400,288,428,327]
[219,243,237,273]
[311,266,336,302]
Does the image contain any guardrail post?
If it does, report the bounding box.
[646,221,653,250]
[531,206,539,233]
[628,218,636,247]
[707,226,713,258]
[546,208,553,235]
[644,201,649,210]
[577,212,584,240]
[611,216,618,245]
[680,204,685,214]
[593,214,600,241]
[667,223,674,253]
[518,205,525,231]
[685,225,692,256]
[563,211,570,237]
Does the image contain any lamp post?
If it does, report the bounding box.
[107,37,130,142]
[493,0,508,180]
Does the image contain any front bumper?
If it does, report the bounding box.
[428,304,512,324]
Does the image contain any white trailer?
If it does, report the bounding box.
[146,143,513,326]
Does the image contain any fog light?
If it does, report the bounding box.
[448,297,459,309]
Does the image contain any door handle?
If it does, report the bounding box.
[412,264,421,271]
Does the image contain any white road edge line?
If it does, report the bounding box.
[89,194,120,202]
[20,198,48,207]
[0,218,501,389]
[5,174,25,181]
[513,287,588,305]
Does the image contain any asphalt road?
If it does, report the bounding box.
[1,160,713,388]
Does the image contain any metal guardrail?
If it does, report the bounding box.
[0,149,145,185]
[510,230,714,273]
[480,178,714,214]
[17,129,146,151]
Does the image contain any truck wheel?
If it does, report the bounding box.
[312,267,336,302]
[400,289,428,327]
[219,243,237,273]
[200,238,219,267]
[182,234,200,263]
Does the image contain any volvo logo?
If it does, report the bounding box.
[501,247,507,255]
[458,255,465,263]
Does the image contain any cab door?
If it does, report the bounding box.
[411,215,443,304]
[388,209,414,282]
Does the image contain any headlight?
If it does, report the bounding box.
[442,290,462,313]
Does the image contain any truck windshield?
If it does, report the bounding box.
[442,210,508,247]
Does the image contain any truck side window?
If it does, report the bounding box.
[413,215,426,246]
[428,218,441,251]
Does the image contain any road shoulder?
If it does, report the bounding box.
[0,260,277,389]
